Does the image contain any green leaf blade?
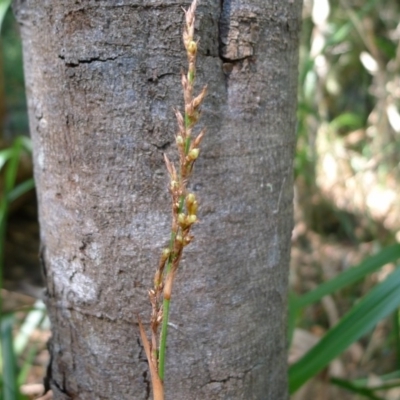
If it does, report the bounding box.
[297,244,400,308]
[289,266,400,393]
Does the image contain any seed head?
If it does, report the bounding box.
[175,234,183,244]
[187,41,197,56]
[154,271,162,288]
[192,86,207,109]
[186,193,195,204]
[178,213,186,226]
[186,214,197,225]
[170,180,179,190]
[192,128,206,148]
[161,248,170,261]
[188,200,198,216]
[187,148,199,161]
[184,234,194,246]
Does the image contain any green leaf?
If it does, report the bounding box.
[1,315,18,400]
[7,179,35,204]
[328,23,353,46]
[332,375,400,394]
[289,266,400,393]
[16,137,33,154]
[1,137,33,197]
[375,37,396,60]
[0,149,13,171]
[296,244,400,308]
[0,0,11,33]
[330,112,364,132]
[14,300,46,356]
[17,346,37,388]
[4,141,22,194]
[330,377,386,400]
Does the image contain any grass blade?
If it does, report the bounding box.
[17,345,37,388]
[14,300,46,356]
[289,266,400,393]
[394,309,400,369]
[1,314,18,400]
[0,0,11,33]
[332,376,400,393]
[0,149,13,171]
[7,179,35,204]
[330,377,386,400]
[296,244,400,308]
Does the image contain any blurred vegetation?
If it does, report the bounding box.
[291,0,400,399]
[0,1,27,143]
[297,0,400,241]
[1,0,400,399]
[1,5,44,400]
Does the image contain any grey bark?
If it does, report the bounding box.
[13,0,302,399]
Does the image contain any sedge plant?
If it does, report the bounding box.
[138,1,207,399]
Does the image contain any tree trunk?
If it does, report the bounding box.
[13,1,302,399]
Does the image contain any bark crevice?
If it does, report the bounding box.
[51,372,71,400]
[57,54,119,67]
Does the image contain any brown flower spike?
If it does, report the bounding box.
[138,1,207,399]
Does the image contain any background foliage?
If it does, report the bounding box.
[290,0,400,399]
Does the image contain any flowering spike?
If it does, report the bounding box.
[192,128,206,148]
[187,148,199,161]
[176,135,184,147]
[186,193,196,206]
[192,85,208,109]
[178,213,186,227]
[187,41,197,56]
[183,235,194,246]
[164,154,173,176]
[188,200,198,216]
[141,1,206,396]
[186,214,197,225]
[174,109,185,134]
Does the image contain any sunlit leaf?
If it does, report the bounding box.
[295,244,400,308]
[289,266,400,393]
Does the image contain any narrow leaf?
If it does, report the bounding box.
[330,377,386,400]
[1,315,18,400]
[297,244,400,308]
[289,266,400,393]
[0,0,11,33]
[7,179,35,204]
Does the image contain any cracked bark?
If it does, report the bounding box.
[13,0,303,399]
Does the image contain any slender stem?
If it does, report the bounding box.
[158,74,193,378]
[184,114,190,132]
[178,195,185,213]
[158,291,171,381]
[184,110,192,155]
[188,70,194,83]
[184,136,191,155]
[158,193,185,380]
[158,236,175,381]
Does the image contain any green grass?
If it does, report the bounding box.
[289,258,400,393]
[0,136,36,400]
